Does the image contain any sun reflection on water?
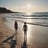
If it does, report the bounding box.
[26,12,32,15]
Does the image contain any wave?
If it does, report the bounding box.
[12,20,48,27]
[21,20,48,27]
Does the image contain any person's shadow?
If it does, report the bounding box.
[10,40,16,48]
[2,33,17,48]
[3,33,15,43]
[21,41,28,48]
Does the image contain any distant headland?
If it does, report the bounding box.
[0,7,48,14]
[0,7,15,13]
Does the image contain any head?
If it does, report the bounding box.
[15,21,17,23]
[15,21,17,25]
[24,22,26,24]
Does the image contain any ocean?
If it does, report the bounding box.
[0,12,48,48]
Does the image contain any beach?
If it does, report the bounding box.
[0,13,48,48]
[0,17,15,48]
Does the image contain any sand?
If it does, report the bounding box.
[0,17,14,48]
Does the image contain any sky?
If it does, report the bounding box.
[0,0,48,12]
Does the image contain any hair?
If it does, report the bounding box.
[24,22,26,24]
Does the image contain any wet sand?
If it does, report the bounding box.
[0,17,15,48]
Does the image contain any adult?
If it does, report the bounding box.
[14,21,18,31]
[23,22,28,42]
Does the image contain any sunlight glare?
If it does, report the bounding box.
[27,3,31,9]
[26,12,32,15]
[25,3,32,15]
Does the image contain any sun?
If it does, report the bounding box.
[27,3,31,9]
[25,3,32,15]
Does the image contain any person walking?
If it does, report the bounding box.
[14,21,18,45]
[23,22,28,43]
[14,21,18,31]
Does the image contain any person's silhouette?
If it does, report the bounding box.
[14,21,18,31]
[23,22,28,44]
[23,22,27,35]
[14,21,18,45]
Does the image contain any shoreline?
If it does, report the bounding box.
[0,17,14,43]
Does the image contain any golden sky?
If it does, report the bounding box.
[0,0,48,12]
